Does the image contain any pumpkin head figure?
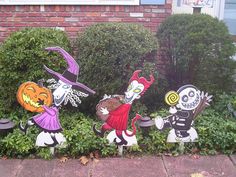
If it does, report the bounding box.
[17,82,53,113]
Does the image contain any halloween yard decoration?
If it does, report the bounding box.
[18,47,95,149]
[154,84,212,143]
[17,81,53,113]
[93,70,154,151]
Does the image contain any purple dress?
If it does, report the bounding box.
[32,105,62,133]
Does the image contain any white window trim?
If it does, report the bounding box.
[215,0,225,20]
[0,0,139,5]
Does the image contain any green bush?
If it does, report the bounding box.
[195,109,236,154]
[0,28,71,113]
[0,111,117,159]
[0,107,235,159]
[212,92,236,118]
[76,23,160,113]
[157,14,236,93]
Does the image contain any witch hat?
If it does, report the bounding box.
[44,46,95,94]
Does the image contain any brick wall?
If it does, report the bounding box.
[0,1,172,43]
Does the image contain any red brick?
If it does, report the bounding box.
[30,6,40,12]
[15,13,29,17]
[41,13,57,17]
[49,17,64,22]
[85,12,100,17]
[72,13,86,17]
[164,4,172,9]
[0,27,7,32]
[57,22,74,27]
[151,18,164,23]
[0,4,172,43]
[65,27,80,32]
[6,17,21,22]
[40,22,59,27]
[144,13,155,18]
[108,18,122,22]
[56,12,71,17]
[121,18,137,22]
[101,12,115,17]
[108,6,116,11]
[22,17,48,22]
[0,23,14,27]
[137,18,150,22]
[0,13,12,17]
[14,23,29,27]
[115,12,129,17]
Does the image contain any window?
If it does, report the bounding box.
[140,0,165,5]
[0,0,139,5]
[223,0,236,36]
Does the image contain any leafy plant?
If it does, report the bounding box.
[212,92,236,118]
[0,27,71,114]
[195,109,236,154]
[76,23,160,113]
[157,14,236,93]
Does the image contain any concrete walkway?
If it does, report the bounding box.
[0,155,235,177]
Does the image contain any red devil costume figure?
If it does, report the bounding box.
[93,70,154,145]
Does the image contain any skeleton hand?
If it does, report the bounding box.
[169,106,177,114]
[200,91,213,105]
[102,94,112,100]
[100,107,109,115]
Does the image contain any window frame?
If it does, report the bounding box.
[0,0,139,5]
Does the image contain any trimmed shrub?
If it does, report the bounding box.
[157,14,236,93]
[76,23,160,113]
[0,28,71,113]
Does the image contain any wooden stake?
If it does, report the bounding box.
[118,145,123,156]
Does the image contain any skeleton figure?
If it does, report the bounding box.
[155,84,212,142]
[19,47,95,147]
[93,70,154,146]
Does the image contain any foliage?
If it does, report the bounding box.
[58,111,117,157]
[0,111,117,159]
[195,109,236,154]
[157,14,236,93]
[0,129,36,158]
[212,92,236,118]
[76,23,160,113]
[0,28,71,113]
[0,106,235,159]
[138,108,236,155]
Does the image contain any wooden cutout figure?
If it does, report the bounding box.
[18,47,95,148]
[93,70,154,147]
[154,84,212,142]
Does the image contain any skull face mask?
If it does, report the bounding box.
[124,80,145,104]
[177,85,201,111]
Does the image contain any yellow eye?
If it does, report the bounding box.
[39,93,48,98]
[133,88,141,93]
[27,86,36,92]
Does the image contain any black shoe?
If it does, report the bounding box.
[114,134,128,146]
[44,134,59,147]
[18,122,28,135]
[93,124,105,138]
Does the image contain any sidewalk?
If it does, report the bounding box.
[0,155,235,177]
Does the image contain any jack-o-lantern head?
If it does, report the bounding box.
[17,82,53,113]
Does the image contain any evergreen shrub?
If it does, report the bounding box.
[76,23,160,113]
[0,28,71,113]
[157,14,236,93]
